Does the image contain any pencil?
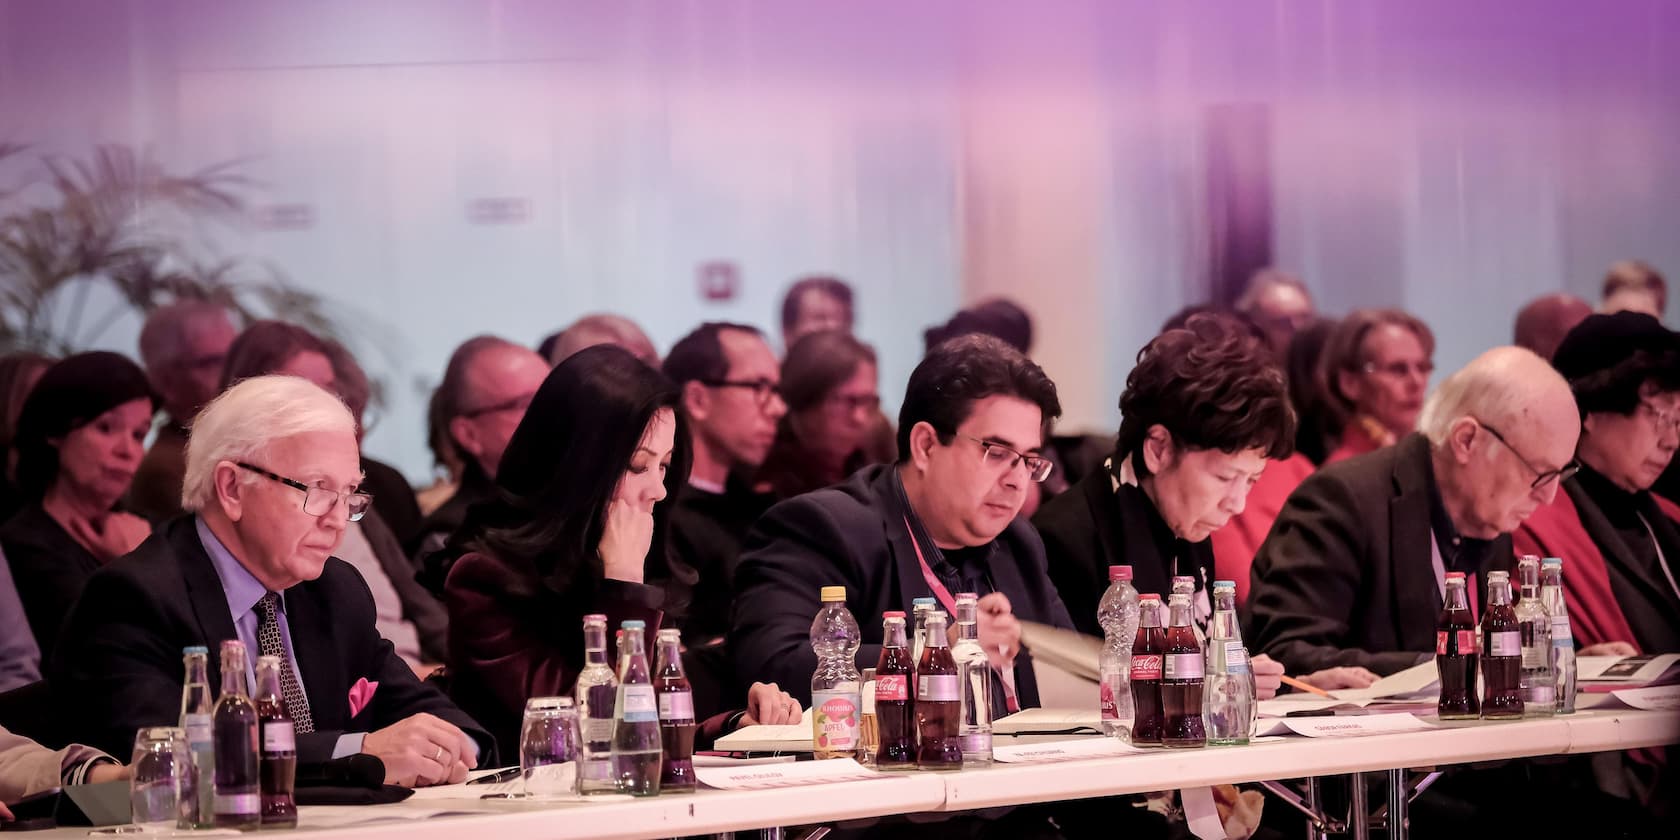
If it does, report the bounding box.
[1280,675,1332,697]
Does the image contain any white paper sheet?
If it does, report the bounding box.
[295,805,465,829]
[1280,712,1431,738]
[695,757,883,789]
[1328,661,1439,701]
[710,708,815,751]
[1608,684,1680,711]
[991,737,1144,763]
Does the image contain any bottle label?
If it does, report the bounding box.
[1488,630,1521,658]
[261,720,295,753]
[1223,642,1250,674]
[184,713,213,747]
[876,673,909,702]
[1457,629,1477,654]
[1436,631,1448,656]
[214,794,259,815]
[917,674,960,702]
[583,718,614,744]
[619,685,658,723]
[1551,615,1573,646]
[658,690,694,721]
[1100,682,1117,720]
[811,690,860,751]
[1130,654,1162,681]
[1522,644,1548,668]
[1163,653,1204,681]
[961,732,992,753]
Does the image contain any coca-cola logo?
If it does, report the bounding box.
[1131,654,1163,680]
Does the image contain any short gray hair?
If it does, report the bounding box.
[182,375,356,512]
[1417,346,1563,447]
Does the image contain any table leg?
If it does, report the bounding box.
[1386,770,1408,840]
[1349,773,1369,840]
[1305,776,1328,840]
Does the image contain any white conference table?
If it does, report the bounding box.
[34,706,1678,840]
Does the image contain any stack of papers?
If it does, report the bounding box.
[993,708,1103,735]
[712,708,815,752]
[1579,654,1680,691]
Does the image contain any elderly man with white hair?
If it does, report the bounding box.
[1245,346,1581,677]
[51,376,491,787]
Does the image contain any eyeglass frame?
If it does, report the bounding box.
[1360,359,1435,379]
[698,378,784,407]
[1474,421,1580,490]
[949,433,1055,483]
[1638,398,1680,436]
[236,462,373,521]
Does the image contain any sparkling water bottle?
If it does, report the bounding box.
[610,621,662,796]
[177,646,214,830]
[1515,557,1555,716]
[952,593,992,765]
[910,597,937,666]
[1541,558,1578,714]
[1204,581,1255,745]
[1097,565,1139,739]
[575,614,619,794]
[810,586,863,759]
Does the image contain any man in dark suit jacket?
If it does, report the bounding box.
[1247,347,1582,676]
[732,335,1074,711]
[51,375,490,787]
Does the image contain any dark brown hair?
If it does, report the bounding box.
[1116,314,1295,477]
[780,275,855,336]
[781,330,877,412]
[897,333,1061,460]
[219,320,331,391]
[1319,308,1435,419]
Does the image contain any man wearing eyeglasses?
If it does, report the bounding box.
[1247,346,1582,677]
[128,301,238,522]
[661,322,787,644]
[731,334,1075,711]
[52,376,491,787]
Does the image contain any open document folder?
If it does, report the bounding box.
[1019,620,1103,682]
[711,707,815,752]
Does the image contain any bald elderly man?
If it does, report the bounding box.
[1513,293,1592,363]
[1246,347,1581,676]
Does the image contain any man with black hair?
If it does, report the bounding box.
[731,334,1074,710]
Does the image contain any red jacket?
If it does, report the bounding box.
[1511,485,1680,653]
[1211,453,1316,606]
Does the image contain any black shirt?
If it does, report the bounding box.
[663,479,776,643]
[1574,464,1680,652]
[1425,456,1495,575]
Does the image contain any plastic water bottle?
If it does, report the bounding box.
[1515,557,1555,716]
[574,614,618,794]
[1204,581,1256,745]
[1096,565,1139,739]
[952,593,992,765]
[1541,558,1577,714]
[610,620,662,796]
[810,586,863,759]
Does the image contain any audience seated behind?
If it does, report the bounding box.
[1320,308,1435,463]
[756,330,887,500]
[127,302,237,523]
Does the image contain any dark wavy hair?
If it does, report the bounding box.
[1116,314,1296,478]
[13,352,156,501]
[445,345,693,602]
[899,333,1061,459]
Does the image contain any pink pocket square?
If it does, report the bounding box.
[348,678,379,717]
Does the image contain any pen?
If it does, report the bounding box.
[1280,675,1332,697]
[467,767,522,785]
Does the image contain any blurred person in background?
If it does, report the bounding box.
[0,353,52,522]
[1320,308,1436,463]
[1285,317,1339,465]
[779,275,855,352]
[540,313,660,368]
[1234,268,1317,363]
[128,301,238,522]
[1600,260,1667,321]
[756,330,886,500]
[1514,293,1593,363]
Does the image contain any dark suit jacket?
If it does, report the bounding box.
[0,505,103,662]
[362,456,423,553]
[49,516,492,763]
[361,509,449,664]
[1245,434,1509,676]
[730,464,1075,707]
[1033,467,1217,637]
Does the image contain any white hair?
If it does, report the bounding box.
[1417,346,1567,447]
[181,375,357,512]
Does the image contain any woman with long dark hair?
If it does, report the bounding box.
[442,345,797,749]
[756,330,886,499]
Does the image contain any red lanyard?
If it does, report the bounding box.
[903,517,1021,712]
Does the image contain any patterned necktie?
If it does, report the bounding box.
[256,592,315,734]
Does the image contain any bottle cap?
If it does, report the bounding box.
[1139,593,1161,602]
[657,628,682,641]
[1213,580,1236,591]
[1542,557,1563,568]
[883,610,906,619]
[1488,570,1510,581]
[821,586,847,602]
[582,613,607,625]
[1445,571,1467,580]
[621,620,646,630]
[182,645,208,655]
[956,592,978,603]
[912,597,937,607]
[1108,565,1133,582]
[1172,575,1194,586]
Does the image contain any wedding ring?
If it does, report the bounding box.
[433,746,444,763]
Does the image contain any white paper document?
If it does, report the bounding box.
[1328,661,1439,701]
[695,757,883,789]
[296,805,465,829]
[1578,654,1680,687]
[1607,684,1680,711]
[993,707,1104,735]
[1280,712,1431,738]
[711,708,815,751]
[992,737,1144,763]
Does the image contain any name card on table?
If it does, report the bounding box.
[695,758,882,790]
[1281,712,1431,738]
[993,737,1144,763]
[1610,684,1680,711]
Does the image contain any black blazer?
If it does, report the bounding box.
[1245,434,1509,676]
[730,464,1075,708]
[0,505,103,662]
[1033,466,1217,637]
[49,516,493,763]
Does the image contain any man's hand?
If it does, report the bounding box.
[1580,641,1638,657]
[1249,654,1284,700]
[363,713,478,787]
[1297,666,1380,691]
[974,592,1021,670]
[598,500,654,584]
[739,682,800,727]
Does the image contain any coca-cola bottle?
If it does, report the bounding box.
[1129,595,1166,746]
[653,629,697,793]
[1481,571,1524,719]
[211,641,260,830]
[914,612,962,770]
[252,656,297,828]
[1435,572,1480,720]
[1161,593,1206,748]
[874,612,916,770]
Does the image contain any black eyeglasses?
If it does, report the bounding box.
[954,434,1054,483]
[699,378,784,407]
[1476,422,1580,490]
[237,462,373,521]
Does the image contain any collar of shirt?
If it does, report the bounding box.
[1423,455,1492,574]
[891,467,997,596]
[197,515,277,626]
